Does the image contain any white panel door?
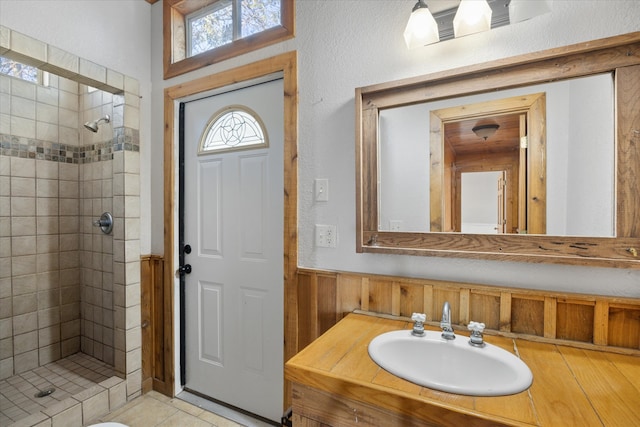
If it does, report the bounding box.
[183,78,284,422]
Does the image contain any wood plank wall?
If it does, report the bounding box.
[296,268,640,355]
[140,255,172,395]
[142,256,639,399]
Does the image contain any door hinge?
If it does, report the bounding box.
[520,136,528,149]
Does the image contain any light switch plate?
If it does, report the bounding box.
[315,178,329,202]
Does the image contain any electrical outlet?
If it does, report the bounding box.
[315,224,337,247]
[315,178,329,202]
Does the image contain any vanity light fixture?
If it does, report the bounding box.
[472,123,500,140]
[453,0,493,38]
[404,0,440,49]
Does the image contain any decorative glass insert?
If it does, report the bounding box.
[199,106,268,154]
[188,0,282,57]
[0,56,38,82]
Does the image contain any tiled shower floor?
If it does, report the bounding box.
[0,353,125,426]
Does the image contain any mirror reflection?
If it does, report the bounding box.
[378,73,615,237]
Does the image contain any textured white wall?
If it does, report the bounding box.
[150,0,640,297]
[3,1,638,296]
[1,0,153,254]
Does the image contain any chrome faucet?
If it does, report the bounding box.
[440,301,455,340]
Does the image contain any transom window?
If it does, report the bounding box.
[199,106,268,154]
[0,56,38,82]
[163,0,294,79]
[188,0,282,57]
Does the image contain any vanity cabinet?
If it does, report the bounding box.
[285,313,640,426]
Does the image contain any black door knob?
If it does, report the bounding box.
[184,244,192,254]
[179,264,192,274]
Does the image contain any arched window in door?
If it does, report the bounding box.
[199,105,268,154]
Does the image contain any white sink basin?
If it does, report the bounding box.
[368,330,533,396]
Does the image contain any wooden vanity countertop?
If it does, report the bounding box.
[285,313,640,426]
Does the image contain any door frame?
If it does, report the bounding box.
[162,52,298,406]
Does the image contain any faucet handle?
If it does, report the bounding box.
[468,321,485,333]
[411,313,426,336]
[467,321,486,347]
[411,313,426,323]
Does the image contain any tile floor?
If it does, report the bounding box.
[1,352,278,427]
[93,391,247,427]
[0,353,126,426]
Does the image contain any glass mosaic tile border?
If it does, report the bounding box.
[0,129,140,164]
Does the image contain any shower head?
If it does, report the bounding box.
[84,114,110,133]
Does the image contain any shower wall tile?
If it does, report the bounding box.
[0,197,10,216]
[60,199,79,215]
[36,160,58,179]
[11,157,35,178]
[60,125,79,146]
[12,196,36,216]
[11,78,36,100]
[36,252,58,273]
[37,271,59,291]
[14,348,37,373]
[11,177,35,197]
[123,106,139,131]
[38,306,60,328]
[9,30,47,66]
[39,342,61,365]
[37,178,59,198]
[59,89,78,111]
[0,297,12,318]
[38,289,59,310]
[79,59,106,86]
[38,234,59,253]
[0,337,13,359]
[58,76,79,95]
[37,102,59,124]
[13,274,36,295]
[37,216,58,235]
[37,197,58,216]
[36,85,58,106]
[11,96,36,120]
[12,293,37,315]
[13,312,37,335]
[0,237,10,257]
[59,108,77,126]
[59,163,78,181]
[0,318,12,339]
[0,278,9,299]
[106,70,124,92]
[14,330,37,354]
[12,236,36,256]
[60,234,78,251]
[36,121,58,142]
[47,44,80,78]
[12,254,37,276]
[9,116,36,138]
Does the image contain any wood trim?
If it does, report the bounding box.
[163,0,295,80]
[357,32,640,268]
[140,255,171,395]
[296,268,640,355]
[163,52,298,406]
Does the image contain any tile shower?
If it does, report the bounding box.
[0,26,142,426]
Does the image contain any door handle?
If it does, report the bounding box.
[178,264,192,275]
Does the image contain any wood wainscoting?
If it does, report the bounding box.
[142,256,639,404]
[140,255,173,395]
[295,268,640,354]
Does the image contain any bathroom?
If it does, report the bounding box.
[2,1,640,426]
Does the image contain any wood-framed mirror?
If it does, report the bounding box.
[356,32,640,269]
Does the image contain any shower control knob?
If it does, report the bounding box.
[178,264,192,275]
